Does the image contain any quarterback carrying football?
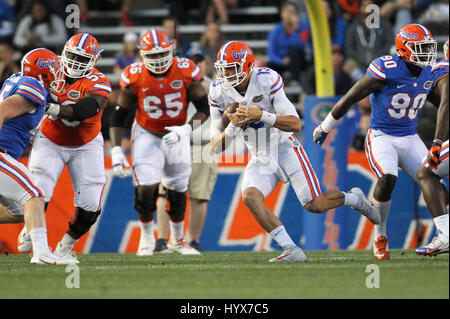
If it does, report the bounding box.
[209,41,380,262]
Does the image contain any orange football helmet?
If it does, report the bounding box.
[61,33,103,78]
[139,29,173,74]
[21,48,65,93]
[396,24,437,67]
[215,41,255,88]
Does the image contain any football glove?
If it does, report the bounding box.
[111,146,131,178]
[313,122,328,145]
[162,124,192,146]
[427,140,443,168]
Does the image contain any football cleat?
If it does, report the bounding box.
[154,238,173,254]
[30,251,77,265]
[269,245,307,262]
[349,187,381,225]
[54,242,79,264]
[17,227,32,253]
[373,235,390,260]
[137,235,155,256]
[416,232,449,256]
[168,239,201,255]
[189,240,204,253]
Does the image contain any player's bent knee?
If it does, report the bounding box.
[165,189,187,222]
[68,207,101,239]
[242,188,264,208]
[134,185,158,217]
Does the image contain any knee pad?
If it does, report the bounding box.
[134,185,158,218]
[68,207,101,239]
[165,188,186,222]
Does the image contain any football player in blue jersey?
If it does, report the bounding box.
[416,40,449,256]
[0,48,74,264]
[312,24,440,260]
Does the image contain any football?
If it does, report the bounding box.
[221,102,240,129]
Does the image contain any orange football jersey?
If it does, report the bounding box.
[40,68,111,146]
[119,57,202,132]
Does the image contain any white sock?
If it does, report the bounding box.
[372,197,391,238]
[29,227,50,255]
[269,225,296,249]
[433,214,449,237]
[343,192,359,207]
[170,220,185,241]
[60,233,77,249]
[139,219,154,238]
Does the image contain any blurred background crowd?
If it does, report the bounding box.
[0,0,449,155]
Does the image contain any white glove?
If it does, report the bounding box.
[162,124,192,145]
[111,146,131,178]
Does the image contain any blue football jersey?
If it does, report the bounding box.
[366,55,435,136]
[431,58,449,85]
[0,73,47,159]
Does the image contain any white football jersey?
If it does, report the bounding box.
[209,67,299,156]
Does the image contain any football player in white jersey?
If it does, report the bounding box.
[209,41,380,262]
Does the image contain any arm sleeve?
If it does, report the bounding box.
[15,77,47,106]
[119,65,133,88]
[88,75,112,99]
[366,58,387,81]
[263,70,298,117]
[208,84,225,138]
[432,60,449,86]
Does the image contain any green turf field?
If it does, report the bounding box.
[0,249,448,299]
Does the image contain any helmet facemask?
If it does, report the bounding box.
[61,47,98,78]
[404,39,437,68]
[141,46,173,74]
[215,55,253,88]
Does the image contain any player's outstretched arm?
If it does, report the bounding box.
[109,87,136,178]
[0,94,37,131]
[313,74,385,144]
[46,93,107,122]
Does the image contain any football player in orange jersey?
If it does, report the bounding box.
[17,33,111,263]
[110,29,210,256]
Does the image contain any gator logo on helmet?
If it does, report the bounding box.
[398,31,419,40]
[231,49,252,60]
[37,58,59,69]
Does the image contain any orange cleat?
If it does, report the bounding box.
[373,235,390,260]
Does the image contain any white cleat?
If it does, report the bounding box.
[30,251,77,265]
[269,245,307,262]
[54,242,79,264]
[168,239,201,255]
[18,226,32,253]
[349,187,381,224]
[136,235,155,256]
[416,232,449,256]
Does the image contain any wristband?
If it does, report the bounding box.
[46,103,60,117]
[224,123,240,137]
[260,111,276,127]
[321,113,338,133]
